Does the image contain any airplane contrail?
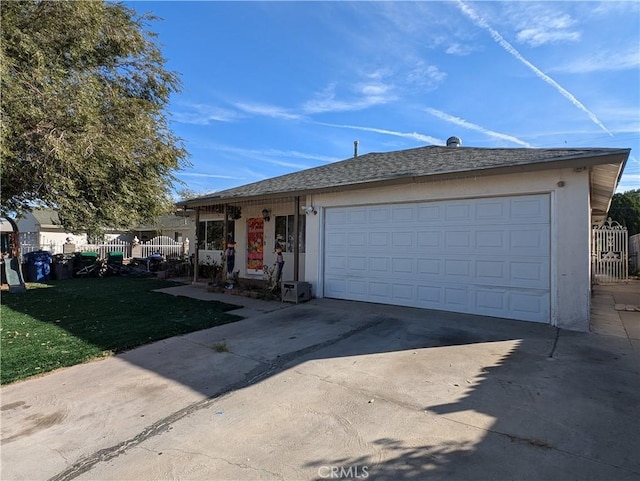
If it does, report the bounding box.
[426,108,534,147]
[456,0,612,136]
[317,122,443,145]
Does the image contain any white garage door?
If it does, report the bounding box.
[323,194,550,323]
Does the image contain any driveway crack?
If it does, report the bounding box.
[47,316,386,481]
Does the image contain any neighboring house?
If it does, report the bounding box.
[1,217,17,256]
[17,209,89,253]
[15,209,120,254]
[14,209,194,257]
[180,140,629,332]
[130,214,195,244]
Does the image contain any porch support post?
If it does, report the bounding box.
[223,204,229,276]
[294,196,300,281]
[223,204,229,243]
[193,206,200,283]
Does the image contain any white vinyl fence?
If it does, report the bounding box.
[19,233,189,260]
[136,235,186,259]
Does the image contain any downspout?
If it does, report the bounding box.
[193,206,200,283]
[294,196,300,281]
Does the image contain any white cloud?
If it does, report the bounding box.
[426,108,533,147]
[553,48,640,74]
[406,62,447,88]
[234,102,302,120]
[171,103,238,125]
[303,82,396,114]
[516,27,580,47]
[456,0,612,136]
[209,143,338,164]
[445,43,476,56]
[359,83,391,97]
[514,11,581,47]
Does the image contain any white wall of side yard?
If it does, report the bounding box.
[304,167,592,331]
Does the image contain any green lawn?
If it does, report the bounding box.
[0,277,242,385]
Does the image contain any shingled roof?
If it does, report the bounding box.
[180,145,629,206]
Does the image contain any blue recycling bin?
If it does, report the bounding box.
[25,250,52,282]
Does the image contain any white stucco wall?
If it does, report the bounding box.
[198,205,305,281]
[303,167,592,331]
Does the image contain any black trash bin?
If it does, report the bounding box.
[25,250,52,282]
[52,254,74,280]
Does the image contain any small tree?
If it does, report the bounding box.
[608,189,640,236]
[1,1,189,236]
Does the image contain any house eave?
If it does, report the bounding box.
[176,149,630,210]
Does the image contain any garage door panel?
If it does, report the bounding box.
[445,230,472,249]
[368,207,391,223]
[347,256,367,272]
[392,232,415,248]
[324,194,550,323]
[417,205,442,222]
[476,230,507,249]
[418,231,442,248]
[475,287,508,314]
[444,259,472,278]
[417,285,442,304]
[510,196,549,222]
[369,232,390,248]
[476,260,506,281]
[445,203,472,221]
[392,206,415,223]
[348,232,367,248]
[326,232,347,249]
[369,281,391,300]
[369,257,390,273]
[476,200,507,221]
[347,279,367,296]
[392,283,415,301]
[417,258,442,276]
[444,286,469,308]
[509,291,550,322]
[324,278,347,298]
[326,255,347,271]
[510,261,549,288]
[392,258,414,274]
[326,209,348,226]
[509,226,550,255]
[347,208,367,225]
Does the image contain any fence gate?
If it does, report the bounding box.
[592,218,628,284]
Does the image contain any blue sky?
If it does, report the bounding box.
[126,1,640,196]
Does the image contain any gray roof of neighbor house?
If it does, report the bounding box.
[134,215,192,231]
[178,145,629,213]
[30,208,60,228]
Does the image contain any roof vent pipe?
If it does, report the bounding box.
[446,136,462,147]
[354,140,359,157]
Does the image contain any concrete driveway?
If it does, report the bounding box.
[2,283,639,481]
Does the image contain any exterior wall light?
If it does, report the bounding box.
[261,208,271,222]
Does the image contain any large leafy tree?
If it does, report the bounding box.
[1,1,188,236]
[608,189,640,236]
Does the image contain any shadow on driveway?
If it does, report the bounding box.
[1,287,639,480]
